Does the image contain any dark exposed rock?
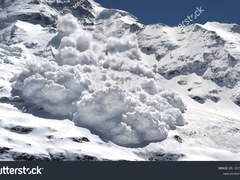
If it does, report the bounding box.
[13,153,51,161]
[190,95,206,104]
[167,70,181,77]
[69,137,90,143]
[49,153,66,161]
[47,135,54,140]
[48,0,94,25]
[9,126,34,134]
[79,155,98,161]
[234,98,240,107]
[130,23,143,33]
[210,96,220,103]
[209,89,218,94]
[49,153,98,161]
[149,153,184,161]
[178,79,187,85]
[1,147,101,161]
[174,135,183,143]
[0,147,11,154]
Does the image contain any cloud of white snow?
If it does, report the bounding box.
[12,14,186,147]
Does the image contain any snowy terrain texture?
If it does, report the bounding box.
[0,0,240,161]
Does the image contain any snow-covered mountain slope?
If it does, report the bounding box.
[139,23,240,104]
[0,0,240,161]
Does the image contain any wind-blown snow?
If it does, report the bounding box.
[12,14,186,147]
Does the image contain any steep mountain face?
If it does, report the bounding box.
[139,23,240,103]
[0,0,240,161]
[0,0,100,27]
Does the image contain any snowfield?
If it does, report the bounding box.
[0,0,240,161]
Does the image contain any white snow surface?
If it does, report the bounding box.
[0,0,240,161]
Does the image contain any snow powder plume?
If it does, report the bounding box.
[12,14,186,147]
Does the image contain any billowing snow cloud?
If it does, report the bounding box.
[13,14,186,147]
[58,13,80,35]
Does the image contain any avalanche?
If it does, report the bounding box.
[12,14,186,147]
[0,0,240,161]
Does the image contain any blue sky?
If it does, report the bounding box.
[95,0,240,26]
